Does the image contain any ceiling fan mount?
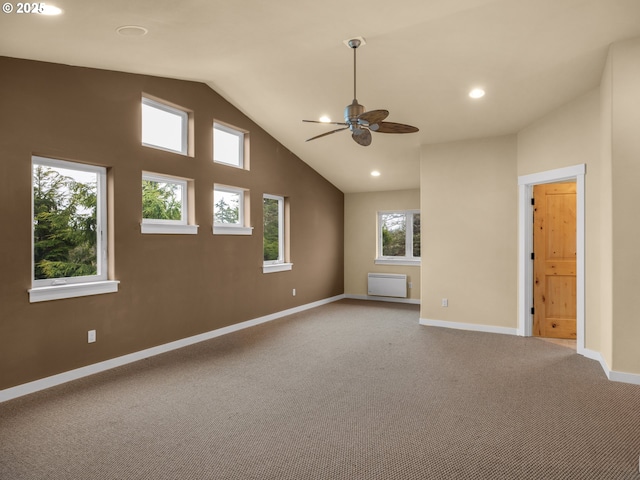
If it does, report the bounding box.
[303,37,419,147]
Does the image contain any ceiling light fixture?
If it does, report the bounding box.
[469,88,485,99]
[319,116,331,123]
[40,4,62,15]
[371,170,381,177]
[116,25,149,37]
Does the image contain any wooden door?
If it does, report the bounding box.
[533,182,577,339]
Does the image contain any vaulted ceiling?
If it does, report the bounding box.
[2,0,639,192]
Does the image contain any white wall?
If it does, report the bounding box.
[517,89,603,354]
[420,136,518,330]
[609,37,640,374]
[344,189,421,300]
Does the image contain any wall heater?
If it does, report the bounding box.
[367,273,407,298]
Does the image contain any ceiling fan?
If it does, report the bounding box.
[303,38,419,147]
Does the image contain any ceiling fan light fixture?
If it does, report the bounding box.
[319,115,332,123]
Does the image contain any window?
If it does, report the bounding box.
[376,210,421,265]
[30,156,118,302]
[213,185,252,235]
[214,122,246,168]
[141,172,197,234]
[263,194,292,273]
[142,97,188,155]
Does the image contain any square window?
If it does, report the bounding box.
[213,185,252,235]
[142,97,188,155]
[141,172,198,235]
[30,156,118,302]
[376,210,421,266]
[214,122,245,168]
[214,188,241,225]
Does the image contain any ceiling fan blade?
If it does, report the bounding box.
[357,109,389,126]
[306,127,349,142]
[374,122,419,134]
[303,119,348,126]
[352,128,372,146]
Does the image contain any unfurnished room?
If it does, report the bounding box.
[1,1,640,478]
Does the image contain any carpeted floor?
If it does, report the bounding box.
[1,299,639,479]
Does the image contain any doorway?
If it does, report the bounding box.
[517,164,585,354]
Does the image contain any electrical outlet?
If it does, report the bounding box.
[441,298,448,307]
[292,288,296,296]
[88,330,96,343]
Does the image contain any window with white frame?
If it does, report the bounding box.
[376,210,421,265]
[30,156,118,302]
[213,185,252,235]
[141,172,197,234]
[263,194,292,273]
[214,122,246,168]
[142,97,189,155]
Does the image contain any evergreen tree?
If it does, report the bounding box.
[33,165,97,280]
[214,197,239,224]
[263,198,280,261]
[142,180,182,220]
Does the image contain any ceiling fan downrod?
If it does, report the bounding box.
[345,38,365,125]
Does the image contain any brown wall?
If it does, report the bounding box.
[0,57,344,390]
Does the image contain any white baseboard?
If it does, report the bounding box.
[345,294,420,305]
[420,317,518,336]
[422,318,640,386]
[0,294,346,403]
[579,347,640,385]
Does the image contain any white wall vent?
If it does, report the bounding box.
[367,273,407,298]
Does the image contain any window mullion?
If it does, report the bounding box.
[406,212,413,258]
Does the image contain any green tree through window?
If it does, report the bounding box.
[142,180,182,221]
[381,213,406,257]
[378,210,420,261]
[263,197,280,261]
[33,164,98,280]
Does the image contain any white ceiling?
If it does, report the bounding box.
[2,0,639,192]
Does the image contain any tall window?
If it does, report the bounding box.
[213,185,252,235]
[263,194,291,273]
[376,210,421,265]
[141,172,197,234]
[214,122,246,168]
[31,156,118,302]
[142,97,188,155]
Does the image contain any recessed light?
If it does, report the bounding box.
[116,25,149,37]
[40,4,62,15]
[371,170,381,177]
[469,88,485,99]
[319,115,331,123]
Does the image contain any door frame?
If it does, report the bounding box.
[517,164,585,352]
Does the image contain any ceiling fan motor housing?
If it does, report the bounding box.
[345,100,365,127]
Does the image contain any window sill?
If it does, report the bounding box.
[214,160,245,170]
[29,280,120,303]
[262,262,293,274]
[142,142,189,157]
[375,258,421,266]
[141,223,199,235]
[213,225,253,236]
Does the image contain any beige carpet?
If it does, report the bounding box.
[1,299,639,479]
